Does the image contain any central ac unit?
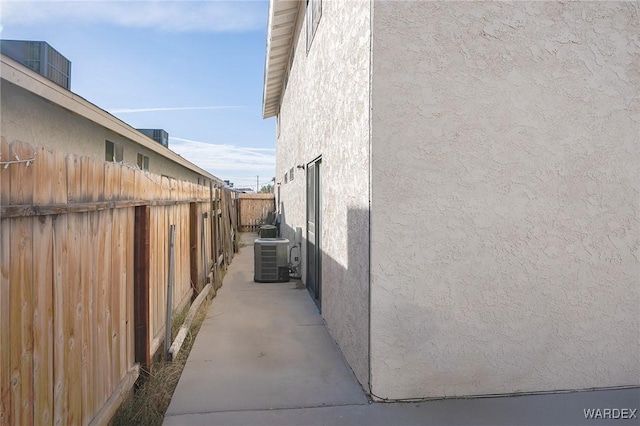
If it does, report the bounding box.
[254,238,290,282]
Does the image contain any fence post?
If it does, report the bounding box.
[214,191,221,268]
[164,224,175,360]
[237,195,242,232]
[133,205,150,369]
[209,182,215,279]
[202,212,208,286]
[189,202,198,291]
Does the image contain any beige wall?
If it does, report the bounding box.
[1,80,211,185]
[276,0,371,387]
[370,1,639,399]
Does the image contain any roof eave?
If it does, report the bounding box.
[1,54,224,185]
[262,0,300,119]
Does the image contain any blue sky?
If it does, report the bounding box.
[0,0,275,190]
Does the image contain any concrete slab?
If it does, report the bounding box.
[165,387,639,426]
[164,233,368,418]
[165,233,639,425]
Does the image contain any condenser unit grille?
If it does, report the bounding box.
[254,238,290,283]
[260,245,278,281]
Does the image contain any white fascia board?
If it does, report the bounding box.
[262,0,300,119]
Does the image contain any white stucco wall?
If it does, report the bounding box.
[370,1,639,399]
[1,80,211,184]
[276,0,371,387]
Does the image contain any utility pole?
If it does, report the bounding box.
[257,175,259,193]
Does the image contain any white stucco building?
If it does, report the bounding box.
[263,0,639,400]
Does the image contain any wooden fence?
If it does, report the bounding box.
[0,140,238,425]
[237,193,275,232]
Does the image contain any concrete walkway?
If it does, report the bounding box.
[164,233,639,426]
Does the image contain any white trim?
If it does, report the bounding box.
[262,0,300,118]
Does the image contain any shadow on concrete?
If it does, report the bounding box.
[164,227,640,426]
[163,232,369,422]
[277,202,371,392]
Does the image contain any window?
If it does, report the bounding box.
[289,167,294,181]
[306,0,322,51]
[137,153,149,171]
[284,173,288,184]
[105,140,123,162]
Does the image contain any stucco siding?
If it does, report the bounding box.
[1,80,210,184]
[276,0,371,387]
[370,1,639,399]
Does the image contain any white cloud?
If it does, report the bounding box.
[169,136,274,182]
[0,1,266,33]
[110,105,247,114]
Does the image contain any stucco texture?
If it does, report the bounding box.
[276,0,371,387]
[370,1,639,399]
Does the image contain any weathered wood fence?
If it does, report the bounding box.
[237,193,275,232]
[0,140,238,425]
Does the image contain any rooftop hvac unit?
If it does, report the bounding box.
[0,40,71,89]
[254,238,289,283]
[137,129,169,147]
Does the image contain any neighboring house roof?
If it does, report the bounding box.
[1,53,224,185]
[262,0,300,118]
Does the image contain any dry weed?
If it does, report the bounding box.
[111,295,212,426]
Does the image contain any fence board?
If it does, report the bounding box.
[80,156,91,203]
[103,162,117,202]
[104,210,114,403]
[1,137,11,426]
[52,150,67,205]
[32,216,53,426]
[80,212,94,426]
[238,193,275,232]
[120,208,128,380]
[53,214,68,426]
[87,210,99,420]
[124,208,135,371]
[121,167,135,200]
[95,210,108,411]
[148,208,157,354]
[85,157,97,202]
[110,209,123,391]
[9,141,35,205]
[152,207,159,353]
[1,142,239,424]
[66,155,80,204]
[133,206,150,368]
[67,213,83,425]
[184,206,191,291]
[93,158,105,203]
[190,203,198,292]
[33,146,53,205]
[0,220,10,426]
[10,218,34,425]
